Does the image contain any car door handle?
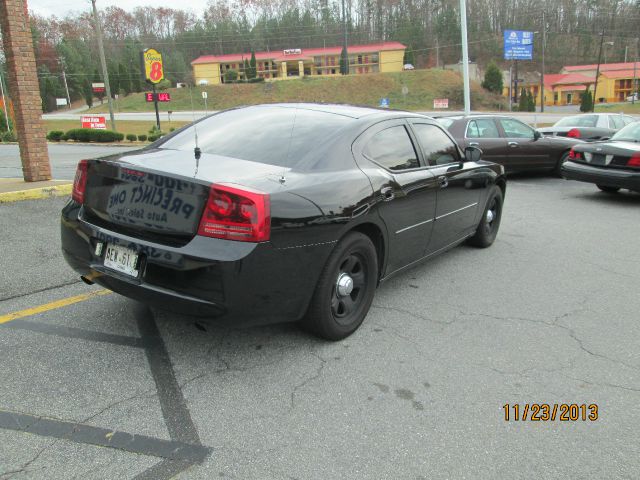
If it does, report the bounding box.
[438,176,449,188]
[508,141,519,147]
[380,186,395,202]
[469,142,480,146]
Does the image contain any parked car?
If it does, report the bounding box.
[561,120,640,193]
[627,93,638,102]
[61,104,506,340]
[436,114,581,174]
[537,113,635,141]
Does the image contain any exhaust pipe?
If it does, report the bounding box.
[80,275,95,285]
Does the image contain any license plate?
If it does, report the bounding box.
[103,244,139,277]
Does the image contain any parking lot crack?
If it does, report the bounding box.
[0,279,82,302]
[372,304,454,325]
[290,353,326,410]
[79,387,159,426]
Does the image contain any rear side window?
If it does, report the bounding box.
[466,119,500,138]
[160,107,353,167]
[411,123,460,166]
[555,115,597,127]
[609,115,624,129]
[362,126,419,171]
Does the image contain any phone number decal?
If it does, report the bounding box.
[503,404,598,422]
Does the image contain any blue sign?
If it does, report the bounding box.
[504,30,534,60]
[379,97,389,108]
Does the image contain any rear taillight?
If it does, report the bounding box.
[568,149,582,160]
[627,152,640,167]
[567,128,581,138]
[198,183,270,242]
[72,160,89,204]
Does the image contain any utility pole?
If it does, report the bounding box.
[540,11,546,113]
[91,0,116,131]
[0,68,10,133]
[60,60,71,109]
[341,0,348,74]
[592,28,606,113]
[459,0,471,115]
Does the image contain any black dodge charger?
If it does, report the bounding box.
[62,104,506,340]
[562,121,640,193]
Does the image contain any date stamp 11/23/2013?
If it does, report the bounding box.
[503,404,598,422]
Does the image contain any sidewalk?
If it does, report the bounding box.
[0,178,72,203]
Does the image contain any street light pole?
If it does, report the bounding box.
[459,0,471,115]
[592,29,606,113]
[91,0,116,131]
[633,38,638,105]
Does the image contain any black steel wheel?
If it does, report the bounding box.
[467,185,503,248]
[302,232,378,340]
[597,185,620,193]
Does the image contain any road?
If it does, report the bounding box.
[0,144,138,180]
[1,176,639,479]
[43,110,575,125]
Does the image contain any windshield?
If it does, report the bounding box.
[160,106,354,167]
[611,121,640,142]
[554,115,597,127]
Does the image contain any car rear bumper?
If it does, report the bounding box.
[61,201,334,325]
[561,161,640,192]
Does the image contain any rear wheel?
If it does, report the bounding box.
[555,151,570,176]
[597,185,620,193]
[302,232,378,341]
[467,185,503,248]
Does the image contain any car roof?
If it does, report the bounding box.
[234,103,434,120]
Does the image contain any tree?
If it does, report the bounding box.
[528,91,536,111]
[482,62,503,94]
[249,50,257,79]
[0,109,12,132]
[580,90,593,112]
[403,47,415,67]
[119,63,132,95]
[224,69,238,83]
[83,79,93,107]
[340,45,349,75]
[518,88,528,112]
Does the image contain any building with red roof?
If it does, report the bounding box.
[191,42,407,85]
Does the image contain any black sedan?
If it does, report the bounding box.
[561,121,640,193]
[437,114,580,174]
[538,113,635,141]
[62,104,506,340]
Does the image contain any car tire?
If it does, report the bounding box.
[597,185,620,193]
[467,185,503,248]
[555,151,570,177]
[302,232,378,341]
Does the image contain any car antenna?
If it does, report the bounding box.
[188,86,201,174]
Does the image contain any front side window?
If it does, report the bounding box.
[411,124,460,166]
[499,118,535,139]
[466,119,500,138]
[362,126,419,171]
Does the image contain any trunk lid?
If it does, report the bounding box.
[82,148,289,245]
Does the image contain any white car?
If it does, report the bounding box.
[627,93,638,102]
[403,64,415,70]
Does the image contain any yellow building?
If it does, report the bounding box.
[191,42,406,85]
[502,61,639,107]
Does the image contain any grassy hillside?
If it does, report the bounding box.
[88,69,505,113]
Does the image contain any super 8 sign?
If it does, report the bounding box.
[142,48,164,84]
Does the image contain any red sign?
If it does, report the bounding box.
[145,92,171,102]
[433,98,449,109]
[81,116,106,130]
[92,82,105,93]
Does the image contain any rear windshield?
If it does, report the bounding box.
[160,106,354,167]
[555,115,597,127]
[435,118,456,129]
[611,122,640,142]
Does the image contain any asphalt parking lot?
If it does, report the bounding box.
[1,176,639,479]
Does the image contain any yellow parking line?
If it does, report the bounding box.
[0,289,112,325]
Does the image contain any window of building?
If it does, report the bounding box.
[362,126,419,171]
[371,54,379,63]
[357,55,362,64]
[411,124,459,166]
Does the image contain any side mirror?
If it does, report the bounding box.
[464,146,482,163]
[534,130,542,140]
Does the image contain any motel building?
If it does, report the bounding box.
[191,41,406,85]
[504,61,640,107]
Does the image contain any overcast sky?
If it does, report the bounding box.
[29,0,211,17]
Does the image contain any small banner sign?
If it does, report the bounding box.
[433,98,449,109]
[91,82,105,93]
[141,48,164,84]
[81,115,107,130]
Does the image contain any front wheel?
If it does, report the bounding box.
[467,185,503,248]
[597,185,620,193]
[302,232,378,341]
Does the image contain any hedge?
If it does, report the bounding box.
[126,133,137,142]
[137,134,147,142]
[64,129,124,143]
[47,130,65,142]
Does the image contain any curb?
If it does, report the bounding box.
[0,184,72,203]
